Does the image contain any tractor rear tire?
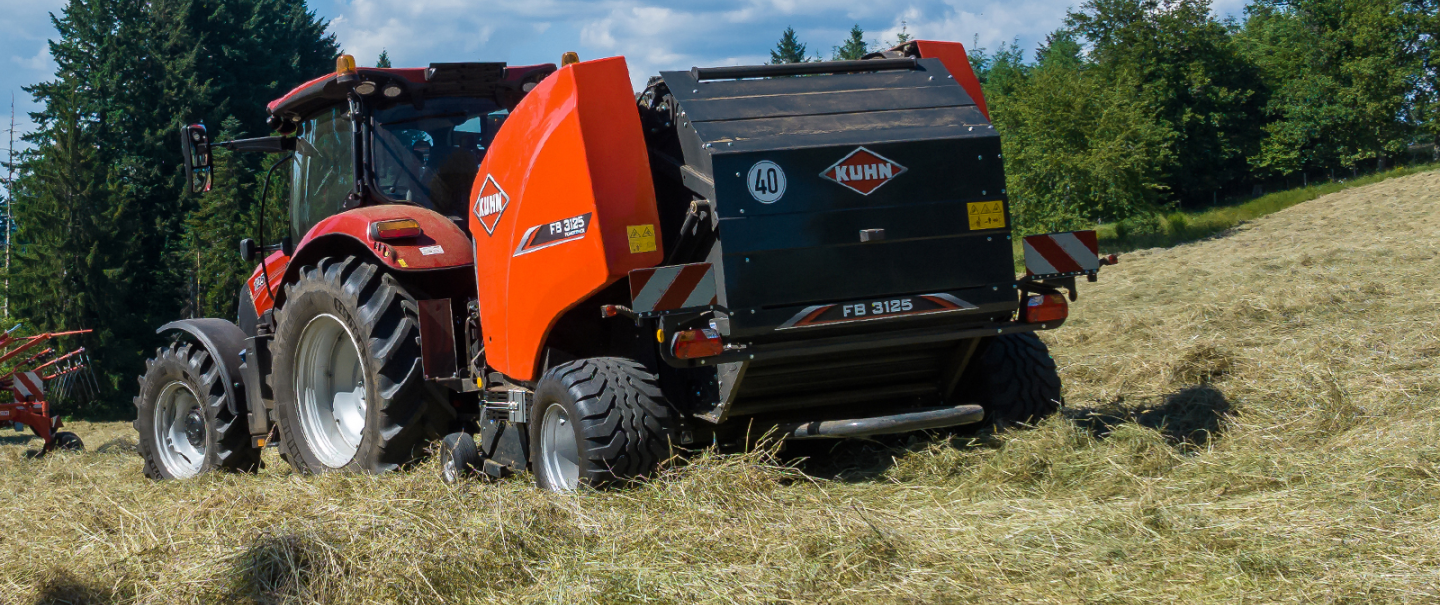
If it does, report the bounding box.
[973,333,1064,424]
[134,342,261,479]
[530,358,678,491]
[271,256,455,474]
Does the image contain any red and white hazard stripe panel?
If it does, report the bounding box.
[630,262,718,315]
[11,371,43,401]
[1023,230,1101,278]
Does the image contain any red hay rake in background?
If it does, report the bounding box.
[0,325,99,455]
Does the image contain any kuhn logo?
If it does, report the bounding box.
[820,147,907,195]
[471,175,509,236]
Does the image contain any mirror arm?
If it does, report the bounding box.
[214,136,297,154]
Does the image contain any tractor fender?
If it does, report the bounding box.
[249,205,475,314]
[295,205,473,272]
[155,318,248,417]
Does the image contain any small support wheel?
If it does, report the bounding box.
[439,432,481,484]
[53,431,84,452]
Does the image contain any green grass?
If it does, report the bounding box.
[1095,162,1440,254]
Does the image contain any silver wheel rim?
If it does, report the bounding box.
[294,313,367,468]
[153,380,205,478]
[540,402,580,491]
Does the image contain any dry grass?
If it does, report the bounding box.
[5,170,1440,603]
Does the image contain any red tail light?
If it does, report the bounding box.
[1023,294,1068,324]
[370,218,422,240]
[670,328,723,359]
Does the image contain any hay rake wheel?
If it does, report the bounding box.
[0,325,99,455]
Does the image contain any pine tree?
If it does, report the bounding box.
[770,27,811,64]
[377,49,392,68]
[13,0,336,408]
[833,24,869,60]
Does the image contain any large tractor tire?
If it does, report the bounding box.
[271,256,454,474]
[973,333,1064,424]
[530,358,678,491]
[135,342,260,479]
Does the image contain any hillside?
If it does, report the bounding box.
[3,170,1440,603]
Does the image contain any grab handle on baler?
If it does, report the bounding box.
[690,58,918,82]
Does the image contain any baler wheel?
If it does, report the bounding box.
[971,333,1064,424]
[271,256,455,474]
[134,342,261,479]
[53,431,84,452]
[438,432,481,484]
[530,358,678,491]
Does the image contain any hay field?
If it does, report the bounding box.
[4,171,1440,604]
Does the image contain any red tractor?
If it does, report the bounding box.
[138,44,1107,489]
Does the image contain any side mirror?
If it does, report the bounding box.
[179,123,212,194]
[239,238,259,263]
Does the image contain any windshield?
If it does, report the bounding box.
[371,98,506,218]
[291,107,356,241]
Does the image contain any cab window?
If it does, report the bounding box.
[290,107,355,241]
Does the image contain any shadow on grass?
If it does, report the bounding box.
[785,384,1232,482]
[1065,384,1233,449]
[32,569,120,604]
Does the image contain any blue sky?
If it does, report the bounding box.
[0,0,1250,164]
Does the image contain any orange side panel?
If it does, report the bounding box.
[914,40,990,121]
[470,56,662,381]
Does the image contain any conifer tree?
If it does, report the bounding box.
[833,24,869,60]
[377,49,392,68]
[769,27,811,64]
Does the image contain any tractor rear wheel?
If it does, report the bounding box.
[271,256,454,474]
[134,342,260,479]
[530,358,678,491]
[971,333,1064,424]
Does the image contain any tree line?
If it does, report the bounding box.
[774,0,1440,233]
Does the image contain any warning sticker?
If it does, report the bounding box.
[627,224,657,254]
[967,201,1006,230]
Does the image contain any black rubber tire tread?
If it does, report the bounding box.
[271,255,455,474]
[134,342,261,479]
[531,358,678,490]
[53,432,84,452]
[439,432,480,484]
[974,333,1064,424]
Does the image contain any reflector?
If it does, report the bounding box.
[370,219,423,240]
[1022,294,1068,324]
[671,329,723,359]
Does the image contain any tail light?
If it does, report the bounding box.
[1022,294,1068,324]
[670,328,723,359]
[370,219,422,240]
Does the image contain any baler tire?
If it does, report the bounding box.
[134,342,261,479]
[271,256,455,474]
[974,333,1064,424]
[439,432,481,484]
[530,358,678,491]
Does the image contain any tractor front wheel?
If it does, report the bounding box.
[134,342,260,479]
[271,256,454,474]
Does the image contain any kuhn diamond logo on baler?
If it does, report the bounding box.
[471,175,509,236]
[820,147,907,195]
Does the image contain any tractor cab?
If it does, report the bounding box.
[182,56,556,242]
